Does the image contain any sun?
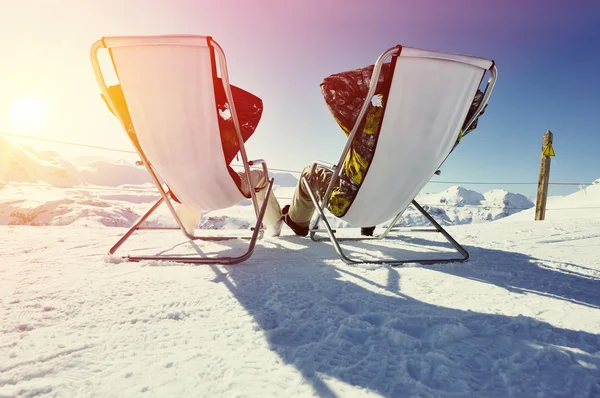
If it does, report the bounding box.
[8,96,49,134]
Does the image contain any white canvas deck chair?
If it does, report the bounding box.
[306,45,498,265]
[90,35,274,264]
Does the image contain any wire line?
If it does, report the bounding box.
[2,131,595,186]
[5,182,599,211]
[0,131,137,154]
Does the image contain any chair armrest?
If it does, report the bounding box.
[313,160,337,170]
[247,159,269,185]
[309,161,337,179]
[247,159,266,166]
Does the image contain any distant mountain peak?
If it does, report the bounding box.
[435,185,485,207]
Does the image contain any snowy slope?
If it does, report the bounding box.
[1,217,599,397]
[0,136,151,187]
[501,182,600,221]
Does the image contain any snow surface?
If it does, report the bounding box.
[1,218,600,397]
[2,136,600,397]
[502,183,600,222]
[1,175,600,396]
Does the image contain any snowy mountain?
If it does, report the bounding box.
[0,181,537,229]
[0,136,151,187]
[0,136,572,229]
[401,186,535,227]
[0,137,80,186]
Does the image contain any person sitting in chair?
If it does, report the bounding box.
[282,62,486,237]
[102,81,283,236]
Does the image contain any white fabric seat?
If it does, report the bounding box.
[343,46,494,226]
[102,35,245,211]
[91,35,273,264]
[306,45,498,265]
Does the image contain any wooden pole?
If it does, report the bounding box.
[535,130,553,220]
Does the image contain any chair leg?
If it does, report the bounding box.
[301,177,354,262]
[376,209,407,240]
[302,177,468,265]
[409,200,469,262]
[108,179,274,265]
[108,196,165,255]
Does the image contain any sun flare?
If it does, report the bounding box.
[8,96,49,134]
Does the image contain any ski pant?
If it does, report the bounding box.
[288,166,333,228]
[237,169,281,227]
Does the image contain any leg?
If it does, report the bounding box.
[237,169,281,227]
[287,166,333,228]
[175,204,202,235]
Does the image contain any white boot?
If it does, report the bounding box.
[176,204,202,236]
[264,217,283,238]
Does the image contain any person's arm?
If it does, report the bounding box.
[213,79,264,165]
[214,79,263,134]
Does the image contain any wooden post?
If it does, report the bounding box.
[535,130,553,220]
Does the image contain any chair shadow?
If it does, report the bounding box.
[150,230,600,310]
[398,236,600,309]
[202,238,600,397]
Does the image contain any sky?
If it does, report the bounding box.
[0,0,599,198]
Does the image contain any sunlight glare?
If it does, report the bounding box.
[8,96,49,134]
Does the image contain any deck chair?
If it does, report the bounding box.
[90,35,274,264]
[306,45,498,265]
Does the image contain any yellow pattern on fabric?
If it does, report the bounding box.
[327,105,385,217]
[456,129,464,144]
[333,114,351,136]
[329,190,351,217]
[344,149,368,185]
[363,106,383,135]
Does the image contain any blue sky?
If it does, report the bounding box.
[0,0,599,198]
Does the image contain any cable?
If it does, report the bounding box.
[0,131,137,154]
[426,181,594,186]
[230,163,303,175]
[5,182,599,211]
[2,131,596,186]
[5,182,158,193]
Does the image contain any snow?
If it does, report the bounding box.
[1,217,600,397]
[0,182,537,230]
[2,137,600,396]
[502,183,600,222]
[1,137,538,229]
